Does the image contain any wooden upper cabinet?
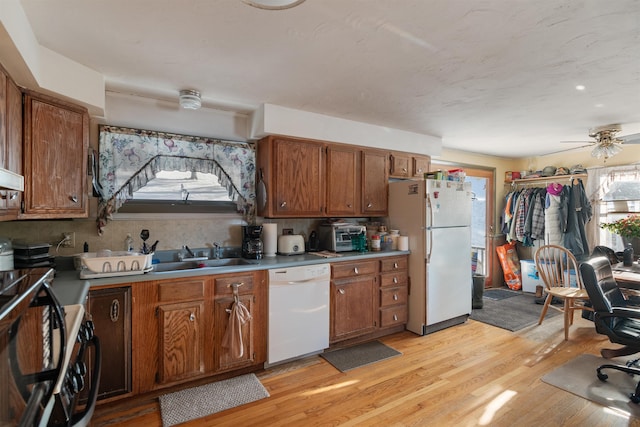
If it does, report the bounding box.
[258,136,325,217]
[22,91,88,218]
[326,144,359,216]
[362,150,388,216]
[412,155,430,178]
[389,153,410,178]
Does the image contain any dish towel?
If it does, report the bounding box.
[222,298,252,358]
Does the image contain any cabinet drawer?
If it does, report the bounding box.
[380,271,408,287]
[332,260,377,279]
[214,274,255,296]
[380,256,407,272]
[380,286,407,307]
[158,279,205,302]
[380,305,408,327]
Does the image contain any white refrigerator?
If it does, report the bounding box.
[389,179,473,335]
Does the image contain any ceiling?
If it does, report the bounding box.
[19,0,640,158]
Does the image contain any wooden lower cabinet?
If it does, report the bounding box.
[330,255,409,344]
[330,260,378,343]
[87,286,132,401]
[132,271,266,395]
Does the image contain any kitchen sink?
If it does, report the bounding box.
[151,258,258,273]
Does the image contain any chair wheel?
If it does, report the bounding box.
[631,394,640,404]
[597,372,609,381]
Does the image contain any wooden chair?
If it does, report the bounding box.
[535,244,593,340]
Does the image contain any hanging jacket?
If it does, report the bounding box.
[563,178,592,260]
[544,184,569,246]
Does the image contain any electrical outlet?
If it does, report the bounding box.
[62,232,75,248]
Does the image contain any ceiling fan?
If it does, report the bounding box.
[561,124,640,159]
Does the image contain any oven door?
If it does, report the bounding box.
[1,274,67,426]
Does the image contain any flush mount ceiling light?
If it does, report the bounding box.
[242,0,306,10]
[179,89,201,110]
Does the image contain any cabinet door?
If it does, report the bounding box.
[361,150,388,216]
[158,301,205,384]
[412,155,430,178]
[326,144,359,216]
[87,287,132,401]
[214,294,257,372]
[389,153,410,178]
[22,92,88,218]
[331,275,377,342]
[272,138,325,216]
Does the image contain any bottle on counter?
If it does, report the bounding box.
[124,233,134,252]
[371,234,381,251]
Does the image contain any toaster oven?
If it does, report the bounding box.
[318,224,366,252]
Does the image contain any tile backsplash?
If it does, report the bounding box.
[0,216,324,257]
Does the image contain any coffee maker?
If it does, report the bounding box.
[242,225,263,259]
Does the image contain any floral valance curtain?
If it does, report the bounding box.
[96,125,255,235]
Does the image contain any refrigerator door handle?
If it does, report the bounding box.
[426,193,433,263]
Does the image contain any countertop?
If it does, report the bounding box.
[52,250,410,303]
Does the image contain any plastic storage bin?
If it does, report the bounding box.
[520,259,542,293]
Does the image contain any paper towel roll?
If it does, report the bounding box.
[262,223,278,257]
[398,236,409,251]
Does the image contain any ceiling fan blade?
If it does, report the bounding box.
[559,140,593,144]
[620,133,640,144]
[547,144,593,155]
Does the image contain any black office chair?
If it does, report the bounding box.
[579,256,640,403]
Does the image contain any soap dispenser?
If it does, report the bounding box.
[124,233,134,252]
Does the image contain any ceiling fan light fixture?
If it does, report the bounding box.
[179,89,201,110]
[591,142,622,160]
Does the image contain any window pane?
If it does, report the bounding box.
[132,171,233,202]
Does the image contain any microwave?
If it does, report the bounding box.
[318,224,366,252]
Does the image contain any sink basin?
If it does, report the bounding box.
[151,258,258,273]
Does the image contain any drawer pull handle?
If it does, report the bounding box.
[393,314,398,321]
[354,267,359,274]
[393,262,398,269]
[393,277,398,284]
[338,288,345,295]
[189,313,196,322]
[393,294,398,301]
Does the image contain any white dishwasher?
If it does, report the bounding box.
[268,263,331,366]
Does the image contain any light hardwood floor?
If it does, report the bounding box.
[91,314,640,427]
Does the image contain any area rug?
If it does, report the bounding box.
[541,354,640,418]
[470,291,559,331]
[321,340,402,372]
[158,373,269,427]
[483,288,520,300]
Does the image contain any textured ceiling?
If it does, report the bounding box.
[19,0,640,158]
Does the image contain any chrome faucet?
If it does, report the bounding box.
[213,242,222,259]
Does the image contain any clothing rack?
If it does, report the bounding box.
[507,173,588,189]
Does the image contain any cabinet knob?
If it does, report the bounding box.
[189,313,196,322]
[1,192,17,200]
[347,204,352,208]
[367,202,373,208]
[402,168,407,172]
[338,288,345,295]
[354,267,359,274]
[70,195,78,203]
[393,314,398,321]
[417,168,423,173]
[393,277,398,284]
[393,262,398,269]
[280,201,287,208]
[393,294,398,300]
